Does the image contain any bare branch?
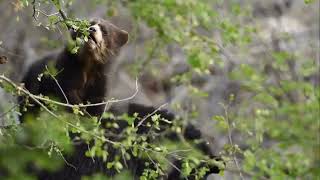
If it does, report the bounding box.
[0,75,139,108]
[45,66,69,104]
[222,104,244,180]
[98,101,109,123]
[35,9,59,17]
[54,143,77,170]
[164,158,188,180]
[32,0,37,20]
[136,103,168,128]
[58,9,68,21]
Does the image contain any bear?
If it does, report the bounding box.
[17,18,223,179]
[19,18,129,121]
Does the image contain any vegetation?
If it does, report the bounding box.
[0,0,319,179]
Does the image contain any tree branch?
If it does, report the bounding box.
[136,103,168,128]
[222,103,244,180]
[0,74,139,109]
[32,0,37,20]
[58,9,68,21]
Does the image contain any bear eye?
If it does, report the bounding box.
[90,21,98,26]
[99,24,108,35]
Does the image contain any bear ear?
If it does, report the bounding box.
[115,29,128,48]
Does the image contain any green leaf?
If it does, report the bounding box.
[21,0,29,7]
[71,46,79,54]
[51,0,61,10]
[212,115,225,122]
[304,0,315,4]
[115,162,123,171]
[182,160,192,177]
[48,15,59,25]
[107,162,114,169]
[187,52,201,69]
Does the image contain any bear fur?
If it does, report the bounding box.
[19,18,129,120]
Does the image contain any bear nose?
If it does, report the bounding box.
[88,26,96,33]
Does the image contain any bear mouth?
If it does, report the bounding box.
[89,34,98,45]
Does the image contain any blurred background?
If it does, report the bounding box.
[0,0,319,179]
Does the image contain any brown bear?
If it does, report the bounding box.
[18,18,222,179]
[19,18,128,121]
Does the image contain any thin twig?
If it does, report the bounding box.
[57,9,72,30]
[223,104,244,180]
[0,47,25,58]
[136,103,168,128]
[48,0,71,30]
[146,152,163,175]
[58,9,68,21]
[98,101,109,124]
[0,103,19,119]
[87,144,95,163]
[55,144,77,170]
[121,148,128,169]
[32,0,37,20]
[45,66,69,104]
[164,158,188,180]
[0,75,139,108]
[167,149,192,155]
[35,9,59,17]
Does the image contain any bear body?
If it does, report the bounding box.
[19,18,128,120]
[20,49,108,118]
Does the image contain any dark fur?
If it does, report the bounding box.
[19,18,128,120]
[18,18,222,179]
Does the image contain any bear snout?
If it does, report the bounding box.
[88,26,97,33]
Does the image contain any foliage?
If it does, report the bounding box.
[228,52,319,179]
[0,0,319,180]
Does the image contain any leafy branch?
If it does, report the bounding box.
[0,74,139,109]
